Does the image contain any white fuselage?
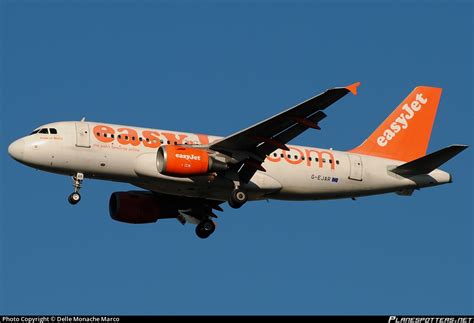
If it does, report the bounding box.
[8,121,452,201]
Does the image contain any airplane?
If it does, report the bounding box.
[7,82,468,239]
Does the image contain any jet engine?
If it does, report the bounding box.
[109,191,179,224]
[157,146,227,177]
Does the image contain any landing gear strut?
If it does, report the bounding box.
[228,188,248,209]
[68,172,84,205]
[195,220,216,239]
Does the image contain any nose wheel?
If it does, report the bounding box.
[68,172,84,205]
[68,192,81,204]
[195,220,216,239]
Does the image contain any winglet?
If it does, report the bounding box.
[345,82,361,95]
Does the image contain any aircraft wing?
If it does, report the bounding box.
[209,82,360,182]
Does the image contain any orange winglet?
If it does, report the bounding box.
[345,82,361,95]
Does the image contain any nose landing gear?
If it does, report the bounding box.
[68,172,84,205]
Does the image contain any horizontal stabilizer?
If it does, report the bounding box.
[391,145,468,176]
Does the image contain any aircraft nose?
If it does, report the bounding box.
[8,138,25,161]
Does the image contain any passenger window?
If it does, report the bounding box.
[160,139,163,144]
[302,156,305,160]
[294,155,298,159]
[49,128,58,134]
[309,157,312,161]
[96,132,101,136]
[336,160,340,165]
[329,159,332,164]
[287,154,291,159]
[118,135,122,139]
[111,134,114,138]
[280,154,284,158]
[273,153,277,157]
[39,128,49,134]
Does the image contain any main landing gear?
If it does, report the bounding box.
[68,172,84,205]
[228,188,248,209]
[195,187,248,239]
[195,220,216,239]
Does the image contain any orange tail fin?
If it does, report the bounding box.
[350,86,442,162]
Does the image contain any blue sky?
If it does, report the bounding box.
[1,0,472,315]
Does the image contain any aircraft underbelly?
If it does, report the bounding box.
[133,172,282,201]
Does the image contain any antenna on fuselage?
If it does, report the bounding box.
[80,117,86,122]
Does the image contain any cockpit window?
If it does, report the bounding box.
[38,128,49,134]
[49,128,58,134]
[29,129,40,135]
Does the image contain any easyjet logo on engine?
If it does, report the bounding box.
[175,153,201,161]
[377,93,428,147]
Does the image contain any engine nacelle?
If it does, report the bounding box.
[157,146,227,177]
[109,191,179,224]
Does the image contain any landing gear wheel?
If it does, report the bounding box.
[195,220,216,239]
[68,172,84,205]
[229,188,247,209]
[68,192,81,205]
